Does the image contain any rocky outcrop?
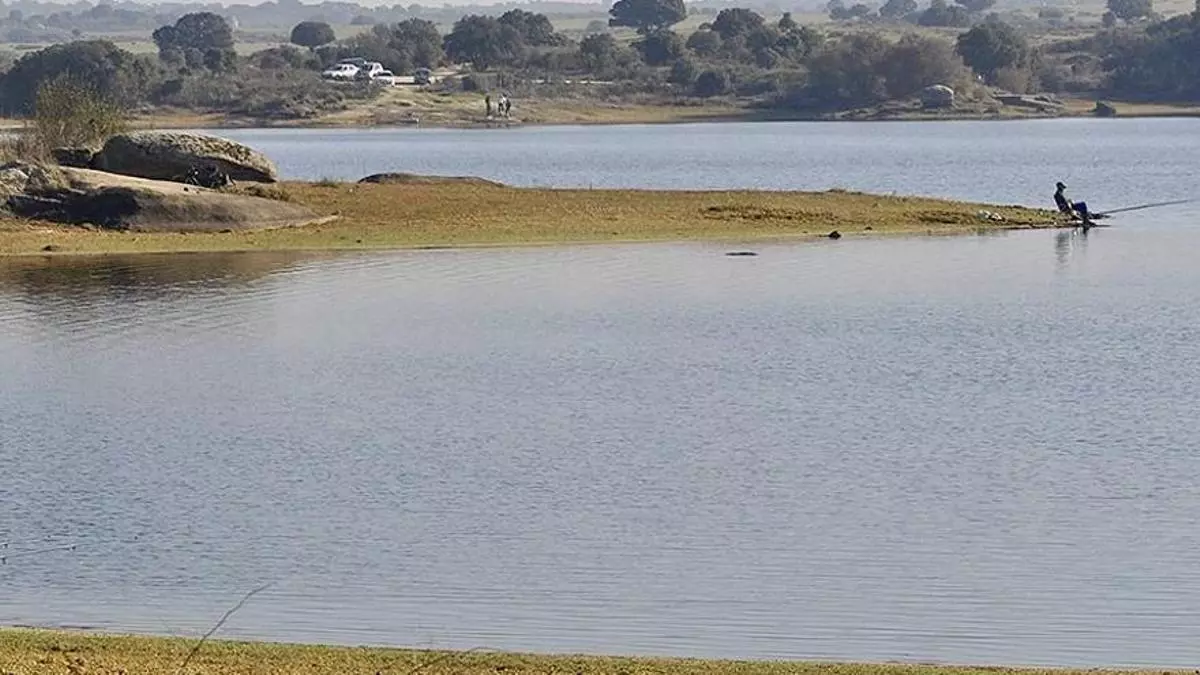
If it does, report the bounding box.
[4,164,319,232]
[920,85,955,109]
[358,172,504,187]
[0,162,69,200]
[92,132,279,184]
[51,147,96,169]
[1093,101,1118,117]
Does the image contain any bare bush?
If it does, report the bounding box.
[31,75,128,153]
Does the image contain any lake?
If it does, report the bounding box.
[211,118,1200,207]
[3,120,1200,668]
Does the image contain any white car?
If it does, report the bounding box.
[372,70,400,86]
[322,63,360,81]
[355,62,386,81]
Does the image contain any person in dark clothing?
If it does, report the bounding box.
[1054,181,1092,225]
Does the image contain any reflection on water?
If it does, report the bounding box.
[5,224,1200,668]
[1054,227,1090,267]
[0,252,324,339]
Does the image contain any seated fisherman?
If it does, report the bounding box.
[1054,181,1092,225]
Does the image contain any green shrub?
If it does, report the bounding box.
[30,75,128,153]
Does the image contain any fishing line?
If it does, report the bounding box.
[1099,199,1195,216]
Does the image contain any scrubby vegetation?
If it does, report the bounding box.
[0,0,1196,126]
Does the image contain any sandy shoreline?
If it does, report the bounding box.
[0,627,1185,674]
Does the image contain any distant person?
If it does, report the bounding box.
[485,94,493,118]
[1055,181,1092,226]
[504,96,512,117]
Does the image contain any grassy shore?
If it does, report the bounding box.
[0,628,1184,675]
[1,91,1195,132]
[0,181,1058,257]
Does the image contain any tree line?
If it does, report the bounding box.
[0,0,1198,125]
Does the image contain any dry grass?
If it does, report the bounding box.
[0,181,1058,256]
[0,629,1184,675]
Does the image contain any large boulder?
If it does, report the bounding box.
[920,84,955,109]
[92,132,279,184]
[7,166,319,232]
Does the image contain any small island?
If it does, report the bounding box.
[0,131,1056,257]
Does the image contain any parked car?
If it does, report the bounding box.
[413,67,432,85]
[322,63,359,81]
[373,70,400,86]
[354,61,386,81]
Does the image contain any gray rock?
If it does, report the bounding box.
[0,165,31,200]
[358,172,504,187]
[0,161,68,200]
[1093,101,1117,117]
[92,132,278,184]
[51,147,96,169]
[7,166,318,232]
[920,84,955,109]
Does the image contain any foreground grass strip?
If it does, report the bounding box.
[0,629,1182,675]
[0,182,1058,256]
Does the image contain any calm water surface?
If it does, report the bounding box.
[213,118,1200,206]
[4,121,1200,668]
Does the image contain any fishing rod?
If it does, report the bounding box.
[1098,199,1195,217]
[1,543,77,564]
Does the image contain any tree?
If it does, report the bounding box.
[290,20,335,49]
[686,28,722,57]
[693,68,730,96]
[955,19,1028,82]
[668,56,697,85]
[0,40,157,115]
[711,8,765,39]
[1101,13,1200,98]
[608,0,687,34]
[153,12,236,72]
[633,29,684,65]
[803,33,891,107]
[31,74,128,150]
[391,18,444,68]
[954,0,997,12]
[443,14,524,69]
[578,32,635,75]
[918,0,972,27]
[827,0,850,19]
[882,33,967,97]
[1107,0,1154,22]
[880,0,918,19]
[498,9,559,46]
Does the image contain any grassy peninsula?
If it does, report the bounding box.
[0,181,1057,256]
[0,628,1184,675]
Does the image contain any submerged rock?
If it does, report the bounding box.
[358,172,504,187]
[92,132,278,184]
